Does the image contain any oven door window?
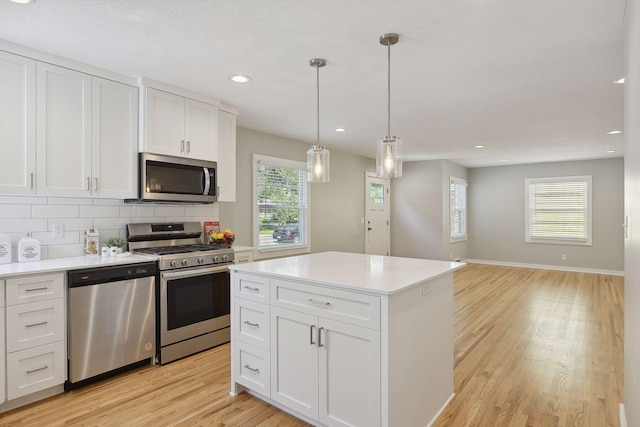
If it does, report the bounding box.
[166,271,230,330]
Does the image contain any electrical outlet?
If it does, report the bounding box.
[52,223,64,238]
[561,254,567,261]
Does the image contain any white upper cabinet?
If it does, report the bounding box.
[91,77,138,199]
[36,62,91,197]
[217,108,237,202]
[36,63,138,198]
[0,51,36,195]
[142,87,217,161]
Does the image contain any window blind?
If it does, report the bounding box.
[526,176,591,243]
[450,178,467,241]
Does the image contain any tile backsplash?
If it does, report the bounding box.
[0,195,219,261]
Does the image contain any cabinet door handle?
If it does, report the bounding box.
[26,321,48,328]
[86,177,91,191]
[26,287,48,292]
[30,172,34,189]
[243,285,259,292]
[310,324,316,345]
[180,140,185,153]
[26,365,48,374]
[94,177,99,191]
[308,298,331,306]
[186,140,191,153]
[243,320,259,327]
[318,327,325,348]
[244,364,260,373]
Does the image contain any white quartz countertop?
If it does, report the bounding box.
[0,253,158,279]
[229,251,465,295]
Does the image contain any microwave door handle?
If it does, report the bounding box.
[203,167,211,196]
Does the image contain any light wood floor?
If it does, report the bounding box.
[0,264,624,426]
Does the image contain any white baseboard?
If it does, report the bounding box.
[427,393,455,427]
[465,259,624,276]
[620,403,627,427]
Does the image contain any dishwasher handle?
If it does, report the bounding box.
[68,262,157,287]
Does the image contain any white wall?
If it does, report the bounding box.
[218,127,375,255]
[624,0,640,423]
[468,158,624,272]
[0,195,219,259]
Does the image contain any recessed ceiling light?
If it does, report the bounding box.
[607,130,622,135]
[606,150,617,154]
[335,128,346,132]
[9,0,33,3]
[474,145,485,148]
[499,159,507,162]
[614,78,625,84]
[229,74,251,83]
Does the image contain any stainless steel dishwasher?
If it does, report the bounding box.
[66,262,157,389]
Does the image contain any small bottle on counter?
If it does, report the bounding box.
[0,229,11,264]
[18,232,41,262]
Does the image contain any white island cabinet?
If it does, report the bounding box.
[229,251,465,427]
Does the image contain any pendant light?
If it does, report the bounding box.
[376,33,403,178]
[307,58,330,183]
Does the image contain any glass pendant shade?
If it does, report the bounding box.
[307,144,330,183]
[376,136,403,178]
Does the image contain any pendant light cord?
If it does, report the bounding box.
[387,39,391,138]
[317,64,320,145]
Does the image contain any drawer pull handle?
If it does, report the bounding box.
[244,364,259,373]
[26,321,48,328]
[243,320,259,327]
[244,286,260,291]
[26,365,48,374]
[308,298,331,306]
[26,287,48,292]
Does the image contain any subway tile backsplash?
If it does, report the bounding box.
[0,195,220,261]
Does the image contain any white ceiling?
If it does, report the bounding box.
[0,0,626,168]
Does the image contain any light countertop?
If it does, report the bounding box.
[229,251,465,295]
[0,253,158,279]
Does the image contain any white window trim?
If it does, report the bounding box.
[524,175,592,246]
[450,177,468,243]
[252,154,311,259]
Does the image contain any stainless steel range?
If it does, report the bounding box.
[127,222,233,364]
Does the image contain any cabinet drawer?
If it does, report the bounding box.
[235,273,270,303]
[234,340,270,397]
[271,279,381,330]
[234,299,270,350]
[234,251,254,264]
[6,273,64,305]
[6,298,65,353]
[6,341,66,400]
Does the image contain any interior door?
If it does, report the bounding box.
[365,172,390,256]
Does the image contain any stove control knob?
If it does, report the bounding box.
[198,257,205,265]
[170,260,178,268]
[182,259,189,266]
[222,255,230,262]
[213,255,220,263]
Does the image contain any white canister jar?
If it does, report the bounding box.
[0,229,11,264]
[18,233,41,262]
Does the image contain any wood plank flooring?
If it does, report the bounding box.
[0,264,624,426]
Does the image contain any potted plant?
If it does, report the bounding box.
[103,237,127,255]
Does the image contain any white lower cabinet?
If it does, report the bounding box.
[0,280,5,404]
[271,307,381,427]
[3,273,66,404]
[231,272,381,427]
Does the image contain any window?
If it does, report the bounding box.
[450,177,467,242]
[253,154,309,254]
[525,175,592,245]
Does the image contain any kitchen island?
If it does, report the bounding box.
[229,251,465,427]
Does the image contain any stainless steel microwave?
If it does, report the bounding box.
[127,152,217,204]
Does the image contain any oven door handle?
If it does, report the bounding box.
[161,265,229,280]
